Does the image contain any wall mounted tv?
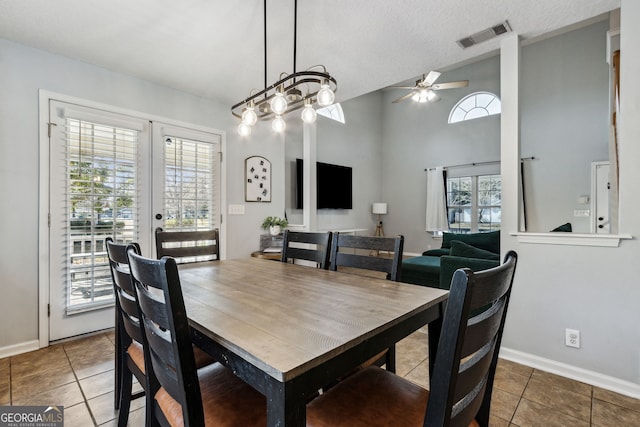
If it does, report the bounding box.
[295,158,353,209]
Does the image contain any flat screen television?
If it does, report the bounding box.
[295,159,352,209]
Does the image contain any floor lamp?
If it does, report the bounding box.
[372,203,387,237]
[371,203,388,256]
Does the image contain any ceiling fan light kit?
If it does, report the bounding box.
[390,70,468,104]
[233,0,337,135]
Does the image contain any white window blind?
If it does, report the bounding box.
[63,117,139,312]
[163,136,218,232]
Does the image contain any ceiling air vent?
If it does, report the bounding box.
[456,20,512,49]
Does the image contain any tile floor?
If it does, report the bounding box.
[1,329,639,426]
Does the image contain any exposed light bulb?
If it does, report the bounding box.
[427,90,437,101]
[272,115,286,132]
[317,82,335,106]
[270,92,288,115]
[301,102,317,123]
[241,106,258,126]
[238,122,252,136]
[412,89,430,103]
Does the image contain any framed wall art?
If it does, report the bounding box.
[245,156,271,202]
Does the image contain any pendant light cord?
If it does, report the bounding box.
[264,0,267,89]
[293,0,297,74]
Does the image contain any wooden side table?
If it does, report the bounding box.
[251,251,282,261]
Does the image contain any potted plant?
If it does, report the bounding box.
[261,216,288,235]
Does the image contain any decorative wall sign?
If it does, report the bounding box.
[245,156,271,202]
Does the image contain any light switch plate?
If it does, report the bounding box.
[228,204,245,215]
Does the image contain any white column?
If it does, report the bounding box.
[302,122,317,231]
[500,33,521,245]
[618,1,640,232]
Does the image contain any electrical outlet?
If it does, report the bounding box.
[565,328,580,348]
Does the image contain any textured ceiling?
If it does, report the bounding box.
[0,0,620,106]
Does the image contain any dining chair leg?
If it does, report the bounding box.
[114,324,122,410]
[428,311,443,380]
[117,369,133,427]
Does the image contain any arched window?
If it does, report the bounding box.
[317,103,345,124]
[448,91,501,124]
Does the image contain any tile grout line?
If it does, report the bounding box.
[509,365,534,425]
[62,344,99,427]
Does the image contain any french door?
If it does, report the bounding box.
[47,100,221,341]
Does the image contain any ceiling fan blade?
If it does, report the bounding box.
[423,70,442,86]
[392,92,415,103]
[431,80,469,90]
[386,86,419,90]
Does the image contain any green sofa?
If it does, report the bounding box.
[401,231,500,289]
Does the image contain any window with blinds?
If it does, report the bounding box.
[65,118,139,310]
[163,136,218,231]
[447,174,501,233]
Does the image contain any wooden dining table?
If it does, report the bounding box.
[178,257,448,427]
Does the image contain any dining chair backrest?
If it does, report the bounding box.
[281,230,332,269]
[155,227,219,263]
[127,251,205,426]
[105,237,146,426]
[106,238,143,344]
[426,250,518,426]
[329,233,404,281]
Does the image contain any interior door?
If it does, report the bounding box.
[48,101,151,340]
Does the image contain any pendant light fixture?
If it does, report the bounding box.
[232,0,337,135]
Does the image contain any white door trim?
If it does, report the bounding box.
[38,89,227,347]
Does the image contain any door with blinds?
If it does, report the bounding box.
[47,100,221,341]
[151,125,221,237]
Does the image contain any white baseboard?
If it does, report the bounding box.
[500,347,640,399]
[0,340,40,359]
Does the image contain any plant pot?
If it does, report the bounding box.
[269,225,281,236]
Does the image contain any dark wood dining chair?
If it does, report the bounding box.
[105,238,146,427]
[280,230,332,269]
[107,238,215,426]
[306,251,518,427]
[328,233,405,372]
[127,251,267,426]
[154,227,220,263]
[329,233,404,281]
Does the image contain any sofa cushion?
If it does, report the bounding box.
[400,256,441,288]
[421,248,450,257]
[449,240,500,261]
[441,230,500,254]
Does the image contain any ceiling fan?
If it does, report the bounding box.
[389,71,469,103]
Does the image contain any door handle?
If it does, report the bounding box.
[155,213,163,220]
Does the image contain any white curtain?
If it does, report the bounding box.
[425,167,449,231]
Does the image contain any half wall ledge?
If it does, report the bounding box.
[510,232,633,247]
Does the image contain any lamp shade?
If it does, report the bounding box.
[372,203,388,215]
